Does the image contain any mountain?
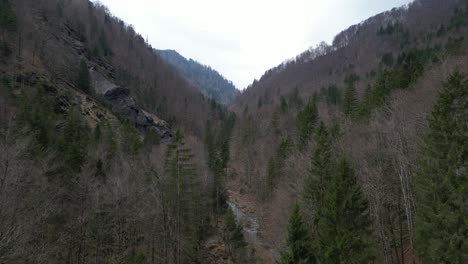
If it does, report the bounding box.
[227,0,468,262]
[156,49,239,105]
[0,0,466,263]
[0,0,232,263]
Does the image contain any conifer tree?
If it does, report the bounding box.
[58,109,87,172]
[303,121,332,230]
[342,80,357,116]
[414,70,468,263]
[77,58,90,93]
[279,204,315,264]
[0,0,16,35]
[316,159,374,264]
[164,130,205,263]
[297,99,318,146]
[223,209,246,257]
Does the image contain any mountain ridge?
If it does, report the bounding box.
[155,49,239,105]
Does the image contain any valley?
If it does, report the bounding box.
[0,0,467,263]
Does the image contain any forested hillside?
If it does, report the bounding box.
[0,0,466,263]
[227,0,468,262]
[156,49,239,105]
[0,0,244,263]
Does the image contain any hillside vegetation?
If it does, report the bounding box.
[228,0,468,262]
[156,49,239,105]
[0,0,466,263]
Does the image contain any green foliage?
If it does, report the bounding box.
[265,136,294,196]
[448,4,468,31]
[155,49,238,105]
[381,52,394,67]
[77,58,90,93]
[279,204,315,264]
[121,121,141,155]
[0,0,16,33]
[20,82,57,156]
[280,96,288,113]
[223,209,246,256]
[206,112,236,212]
[165,129,207,263]
[57,109,88,172]
[414,71,468,263]
[144,128,161,145]
[358,47,440,118]
[341,79,357,116]
[297,99,318,146]
[322,85,341,106]
[316,159,374,263]
[445,36,464,55]
[303,122,332,230]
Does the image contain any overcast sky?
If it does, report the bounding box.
[95,0,412,89]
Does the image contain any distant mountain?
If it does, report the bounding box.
[156,49,239,105]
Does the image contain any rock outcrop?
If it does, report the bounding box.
[91,69,172,142]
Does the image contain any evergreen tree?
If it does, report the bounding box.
[414,70,468,263]
[341,80,357,116]
[297,99,318,146]
[164,130,205,263]
[316,159,374,264]
[279,204,315,264]
[302,121,332,230]
[0,0,16,34]
[77,58,90,93]
[57,109,87,172]
[223,209,246,257]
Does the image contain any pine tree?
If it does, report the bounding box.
[0,0,16,34]
[302,121,332,230]
[279,204,315,264]
[77,58,90,93]
[164,130,205,263]
[223,209,246,257]
[341,80,357,116]
[57,109,87,172]
[316,159,374,264]
[414,70,468,263]
[297,99,318,146]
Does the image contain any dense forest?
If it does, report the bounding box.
[0,0,467,263]
[155,49,239,106]
[227,0,467,263]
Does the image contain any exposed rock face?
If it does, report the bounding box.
[91,69,172,142]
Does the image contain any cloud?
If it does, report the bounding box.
[94,0,412,89]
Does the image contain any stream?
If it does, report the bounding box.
[226,200,279,261]
[226,201,259,243]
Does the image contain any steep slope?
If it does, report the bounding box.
[0,0,235,263]
[227,0,468,262]
[156,49,239,105]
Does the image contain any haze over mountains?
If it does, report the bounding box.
[0,0,466,263]
[155,49,239,105]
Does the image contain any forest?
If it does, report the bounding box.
[0,0,466,263]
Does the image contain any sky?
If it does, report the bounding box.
[95,0,413,90]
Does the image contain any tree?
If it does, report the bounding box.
[0,0,16,36]
[57,109,88,173]
[77,59,90,93]
[302,122,332,230]
[316,159,374,263]
[297,99,318,146]
[279,204,315,264]
[341,79,357,116]
[414,70,468,264]
[164,129,205,263]
[223,209,246,257]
